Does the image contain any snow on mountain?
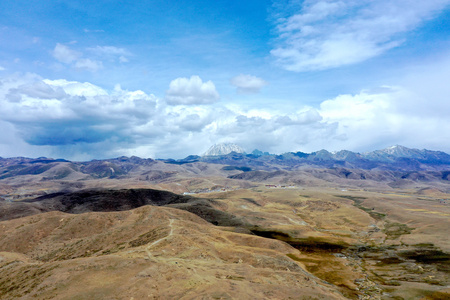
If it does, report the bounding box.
[203,143,245,156]
[380,145,423,157]
[362,145,450,163]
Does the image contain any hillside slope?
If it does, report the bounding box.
[0,205,345,299]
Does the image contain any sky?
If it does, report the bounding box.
[0,0,449,160]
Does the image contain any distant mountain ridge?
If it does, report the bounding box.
[362,145,450,162]
[1,145,449,198]
[1,145,449,182]
[199,144,450,163]
[296,145,450,164]
[192,144,450,172]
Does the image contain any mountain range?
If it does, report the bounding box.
[0,144,449,201]
[164,144,450,171]
[1,145,449,183]
[1,144,449,299]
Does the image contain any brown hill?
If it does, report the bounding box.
[0,189,247,228]
[0,205,345,299]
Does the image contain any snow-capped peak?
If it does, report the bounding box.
[203,143,245,156]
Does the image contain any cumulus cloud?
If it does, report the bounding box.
[0,74,157,151]
[165,75,219,105]
[44,79,108,97]
[2,52,449,159]
[9,81,66,100]
[275,108,322,125]
[211,107,334,153]
[318,85,450,152]
[164,106,217,133]
[230,74,268,94]
[271,0,450,71]
[0,73,335,159]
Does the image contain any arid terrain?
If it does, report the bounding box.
[0,147,449,299]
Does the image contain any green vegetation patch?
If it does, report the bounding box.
[221,166,252,172]
[335,195,386,220]
[240,198,261,206]
[414,243,434,248]
[251,229,348,253]
[383,222,414,240]
[375,256,404,266]
[399,249,450,265]
[225,275,245,281]
[334,195,367,201]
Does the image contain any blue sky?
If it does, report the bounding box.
[0,0,449,159]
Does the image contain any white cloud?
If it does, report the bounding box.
[211,107,334,154]
[271,0,450,71]
[397,53,450,119]
[87,46,132,63]
[88,46,130,56]
[0,74,157,151]
[74,58,103,72]
[230,74,268,94]
[276,108,322,125]
[0,73,334,158]
[165,75,219,105]
[11,81,67,100]
[0,66,5,71]
[52,43,103,72]
[43,79,108,97]
[2,51,449,159]
[165,106,217,133]
[52,43,80,64]
[318,84,450,152]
